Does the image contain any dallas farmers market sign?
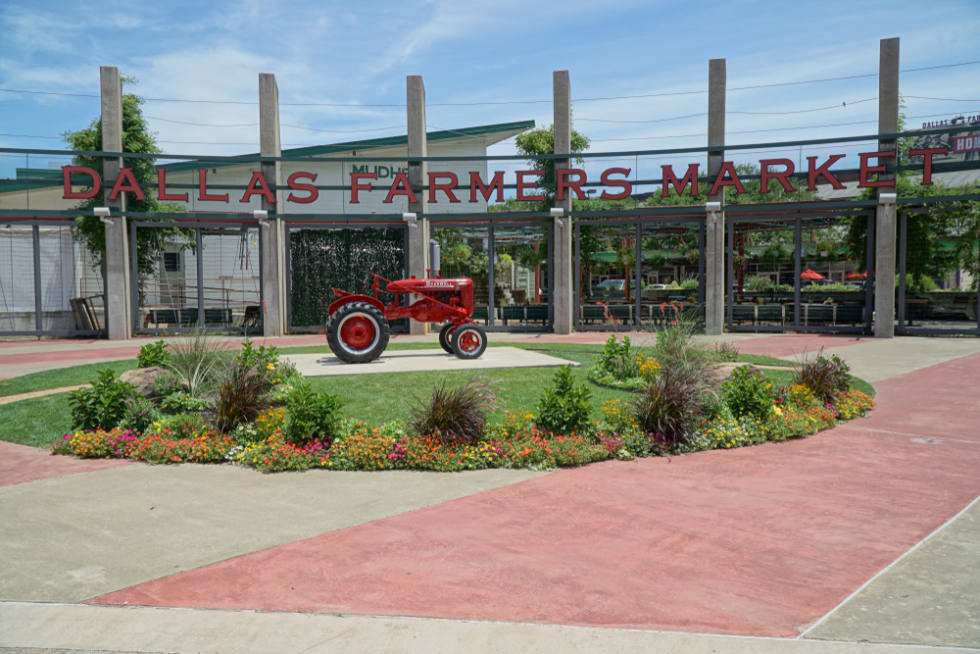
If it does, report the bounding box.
[61,146,950,207]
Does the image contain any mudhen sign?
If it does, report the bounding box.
[62,147,950,207]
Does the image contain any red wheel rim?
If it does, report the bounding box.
[339,315,377,351]
[458,329,481,353]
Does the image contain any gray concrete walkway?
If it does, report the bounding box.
[1,603,974,654]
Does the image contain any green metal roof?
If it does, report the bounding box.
[163,119,535,172]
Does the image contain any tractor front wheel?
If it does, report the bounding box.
[326,302,390,363]
[438,322,456,354]
[451,323,487,360]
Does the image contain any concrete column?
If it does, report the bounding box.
[552,70,573,334]
[259,72,285,336]
[704,58,726,335]
[874,37,900,338]
[406,74,429,335]
[100,66,131,340]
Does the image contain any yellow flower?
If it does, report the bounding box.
[266,362,275,370]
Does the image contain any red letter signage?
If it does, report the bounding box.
[286,171,318,203]
[469,171,505,203]
[156,168,188,202]
[661,164,699,198]
[556,168,588,201]
[240,171,276,204]
[383,172,418,204]
[239,170,276,204]
[428,172,460,203]
[600,168,632,200]
[515,170,545,202]
[198,169,229,203]
[908,147,948,186]
[708,161,746,196]
[806,154,846,191]
[858,151,896,188]
[108,168,147,202]
[759,159,795,194]
[349,172,377,204]
[62,166,101,199]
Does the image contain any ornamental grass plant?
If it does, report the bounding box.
[409,376,496,442]
[796,349,851,403]
[212,356,275,433]
[164,330,229,396]
[633,359,717,446]
[633,323,719,446]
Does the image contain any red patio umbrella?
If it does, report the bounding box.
[845,271,868,280]
[800,269,825,281]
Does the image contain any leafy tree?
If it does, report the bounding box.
[845,177,980,288]
[514,125,591,210]
[65,80,189,278]
[846,103,980,290]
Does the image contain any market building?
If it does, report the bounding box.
[1,37,978,340]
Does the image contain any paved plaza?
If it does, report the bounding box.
[0,333,978,653]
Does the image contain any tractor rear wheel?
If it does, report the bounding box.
[451,323,487,359]
[438,323,456,354]
[326,301,390,363]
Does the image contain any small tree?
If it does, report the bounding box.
[64,79,190,279]
[514,125,591,211]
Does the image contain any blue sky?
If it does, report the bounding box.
[1,0,979,179]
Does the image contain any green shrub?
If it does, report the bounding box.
[744,275,773,292]
[236,340,279,370]
[137,340,170,368]
[796,351,851,404]
[535,366,592,434]
[282,381,343,444]
[722,366,775,419]
[68,369,135,430]
[160,392,209,414]
[119,395,161,435]
[409,377,496,442]
[801,282,860,292]
[212,357,275,433]
[680,277,699,291]
[595,335,641,380]
[633,361,716,446]
[152,371,184,399]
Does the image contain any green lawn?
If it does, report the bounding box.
[0,359,137,397]
[0,340,873,450]
[0,393,74,449]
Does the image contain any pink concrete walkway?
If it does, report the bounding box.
[91,353,980,637]
[732,333,863,358]
[0,441,132,487]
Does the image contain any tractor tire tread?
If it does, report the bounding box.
[326,301,390,363]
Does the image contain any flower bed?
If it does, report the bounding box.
[50,333,875,474]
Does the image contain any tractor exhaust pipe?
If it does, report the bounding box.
[429,239,441,278]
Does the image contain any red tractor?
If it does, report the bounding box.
[326,272,488,363]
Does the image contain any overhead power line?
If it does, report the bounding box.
[3,111,977,149]
[0,59,977,108]
[578,98,877,124]
[904,95,980,102]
